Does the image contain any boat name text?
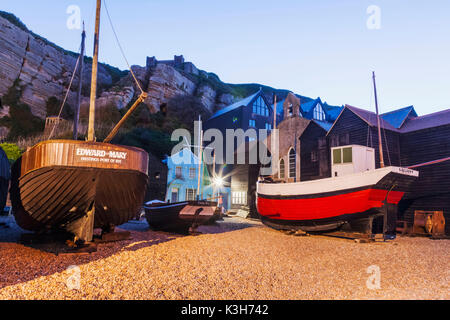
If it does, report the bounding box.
[76,148,128,160]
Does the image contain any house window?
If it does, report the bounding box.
[311,151,318,162]
[175,167,182,179]
[232,191,247,205]
[186,188,197,201]
[189,168,196,179]
[252,96,269,117]
[289,148,296,178]
[313,103,326,121]
[249,119,256,127]
[288,103,293,117]
[279,159,285,179]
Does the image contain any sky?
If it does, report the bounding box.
[1,0,450,115]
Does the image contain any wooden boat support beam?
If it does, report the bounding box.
[104,92,148,143]
[66,204,95,243]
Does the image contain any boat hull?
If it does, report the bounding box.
[10,140,149,238]
[257,167,418,233]
[145,201,218,233]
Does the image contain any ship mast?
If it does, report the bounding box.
[88,0,102,142]
[372,71,385,168]
[73,23,86,140]
[196,116,203,200]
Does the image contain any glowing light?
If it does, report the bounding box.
[214,177,223,187]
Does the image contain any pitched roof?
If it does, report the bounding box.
[330,105,450,135]
[272,99,285,115]
[312,119,334,131]
[381,106,417,129]
[340,105,400,132]
[399,109,450,133]
[322,102,344,121]
[300,98,321,115]
[209,90,260,120]
[168,148,200,165]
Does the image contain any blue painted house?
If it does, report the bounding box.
[164,148,231,210]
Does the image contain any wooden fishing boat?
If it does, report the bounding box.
[257,165,418,233]
[257,72,419,237]
[10,0,150,242]
[144,200,219,233]
[11,140,148,238]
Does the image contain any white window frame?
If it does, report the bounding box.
[314,103,326,121]
[288,148,296,178]
[232,191,247,205]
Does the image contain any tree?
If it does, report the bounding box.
[0,143,22,164]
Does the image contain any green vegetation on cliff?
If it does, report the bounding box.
[0,79,45,140]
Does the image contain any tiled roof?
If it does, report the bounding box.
[209,91,260,120]
[399,109,450,133]
[322,102,344,121]
[381,106,417,129]
[271,99,285,115]
[300,98,320,115]
[344,105,400,131]
[337,105,450,134]
[313,119,333,131]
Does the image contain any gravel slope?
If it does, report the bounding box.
[0,216,448,300]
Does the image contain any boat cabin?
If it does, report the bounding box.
[331,145,375,177]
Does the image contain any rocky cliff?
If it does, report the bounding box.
[0,11,305,140]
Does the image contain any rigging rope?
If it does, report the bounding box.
[103,0,145,94]
[382,123,392,166]
[48,49,81,140]
[408,157,450,169]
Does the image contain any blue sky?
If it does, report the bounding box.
[2,0,450,115]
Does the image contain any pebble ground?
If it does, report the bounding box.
[0,215,448,300]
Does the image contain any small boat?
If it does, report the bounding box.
[10,0,149,242]
[144,200,219,233]
[257,72,419,237]
[144,117,221,233]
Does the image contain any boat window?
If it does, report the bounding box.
[343,147,352,163]
[333,148,342,164]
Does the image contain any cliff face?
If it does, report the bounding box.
[0,12,302,140]
[0,13,114,119]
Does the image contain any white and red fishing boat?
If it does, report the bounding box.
[257,73,419,236]
[257,146,419,233]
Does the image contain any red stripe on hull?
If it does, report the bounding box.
[257,188,404,221]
